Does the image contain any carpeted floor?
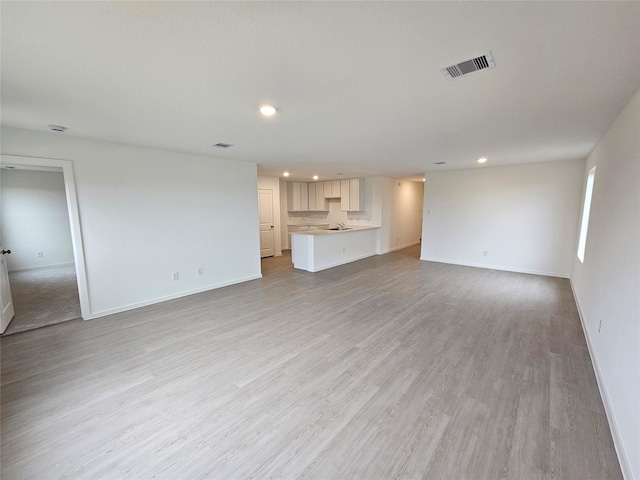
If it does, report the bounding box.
[2,264,81,336]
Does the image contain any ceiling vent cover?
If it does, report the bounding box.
[441,52,495,79]
[212,143,233,148]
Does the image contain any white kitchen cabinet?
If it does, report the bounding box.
[323,181,333,199]
[331,180,341,198]
[287,180,340,211]
[340,177,366,212]
[349,178,365,211]
[308,183,316,211]
[287,181,309,211]
[315,182,328,210]
[340,179,350,211]
[287,181,302,211]
[309,183,328,211]
[300,182,308,211]
[322,180,343,199]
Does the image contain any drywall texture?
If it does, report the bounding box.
[1,127,261,317]
[571,89,640,480]
[420,159,585,277]
[1,169,74,271]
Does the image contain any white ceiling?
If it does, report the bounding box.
[2,2,639,182]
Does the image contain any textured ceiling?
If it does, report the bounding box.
[1,1,639,181]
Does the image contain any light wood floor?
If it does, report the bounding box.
[261,249,294,276]
[1,247,621,479]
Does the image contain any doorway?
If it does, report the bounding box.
[0,155,89,335]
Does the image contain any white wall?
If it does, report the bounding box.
[420,159,585,277]
[1,169,74,271]
[571,89,640,480]
[257,176,282,256]
[1,127,261,318]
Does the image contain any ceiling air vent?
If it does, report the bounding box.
[434,162,446,165]
[212,143,233,148]
[441,52,495,80]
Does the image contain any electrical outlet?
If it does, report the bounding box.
[172,272,179,281]
[37,251,43,258]
[483,250,488,257]
[599,319,603,333]
[197,267,204,275]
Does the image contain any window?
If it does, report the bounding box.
[577,166,596,263]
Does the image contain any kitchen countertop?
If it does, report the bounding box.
[290,225,379,236]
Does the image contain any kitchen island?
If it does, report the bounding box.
[290,226,379,272]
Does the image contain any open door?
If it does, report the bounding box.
[0,232,15,334]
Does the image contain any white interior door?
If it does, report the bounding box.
[258,189,275,258]
[0,232,15,334]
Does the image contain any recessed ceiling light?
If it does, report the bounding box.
[283,172,290,177]
[336,173,344,176]
[259,105,278,117]
[313,175,319,180]
[48,124,67,132]
[422,178,426,182]
[477,157,488,164]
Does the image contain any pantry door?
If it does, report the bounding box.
[258,189,275,258]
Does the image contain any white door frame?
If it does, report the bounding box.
[1,154,90,319]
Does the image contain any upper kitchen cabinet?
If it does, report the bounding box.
[287,181,307,212]
[349,178,364,211]
[340,179,350,209]
[287,181,328,212]
[332,180,341,198]
[287,181,300,211]
[314,182,328,211]
[300,183,309,211]
[308,182,316,211]
[341,178,365,212]
[323,181,332,199]
[323,180,341,199]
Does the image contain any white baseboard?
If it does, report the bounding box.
[9,261,75,273]
[419,257,569,278]
[570,280,633,480]
[85,274,263,320]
